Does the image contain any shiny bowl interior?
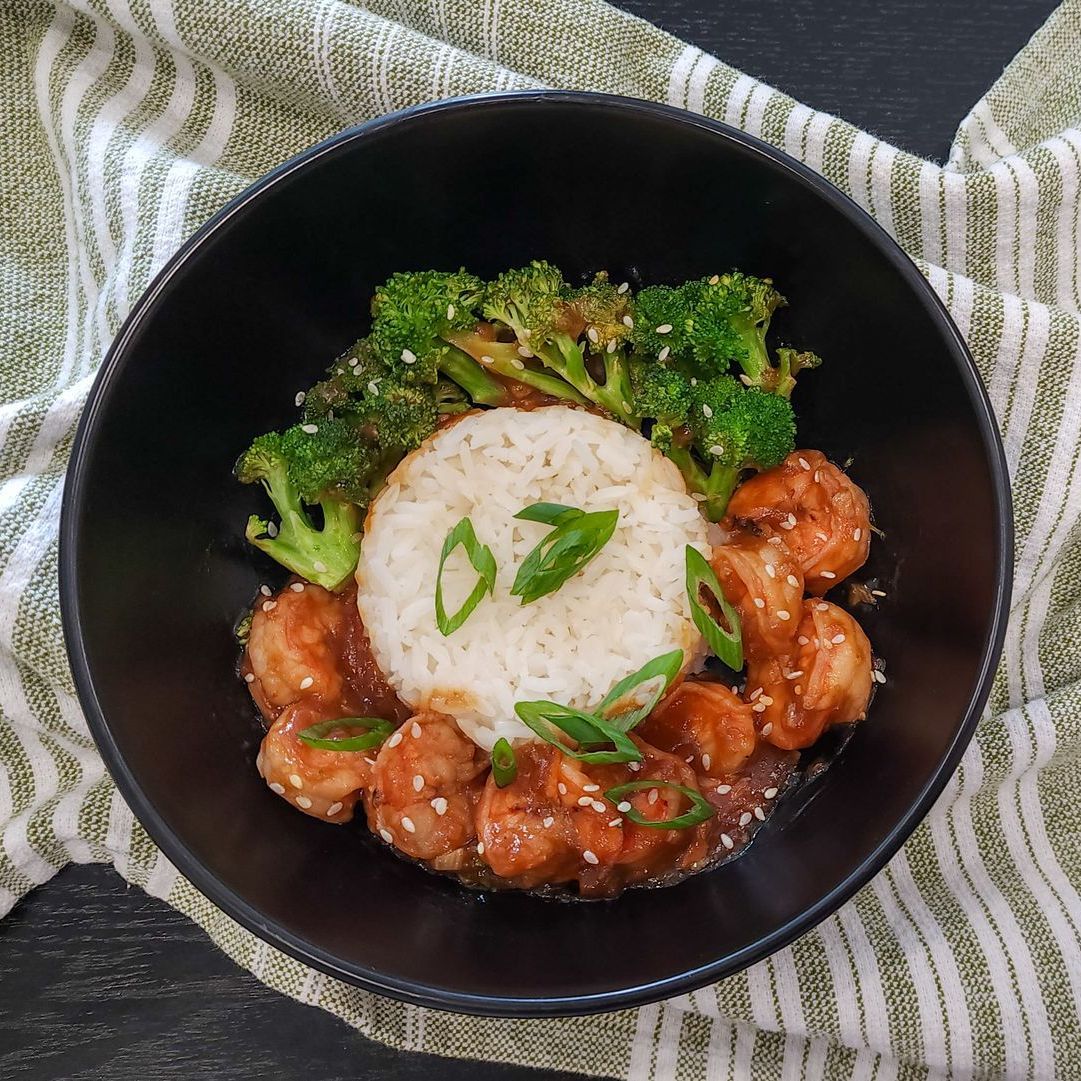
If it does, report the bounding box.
[60,91,1011,1016]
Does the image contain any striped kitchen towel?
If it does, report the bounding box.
[3,1,1081,1078]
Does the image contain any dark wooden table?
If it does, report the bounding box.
[1,1,1057,1077]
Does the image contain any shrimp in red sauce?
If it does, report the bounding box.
[366,711,487,861]
[746,599,873,750]
[710,530,804,659]
[726,450,871,594]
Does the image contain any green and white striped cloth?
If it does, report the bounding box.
[3,0,1080,1077]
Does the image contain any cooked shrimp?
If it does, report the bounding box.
[474,746,621,888]
[366,712,486,862]
[746,600,873,750]
[257,702,373,822]
[639,680,757,776]
[727,450,871,594]
[711,530,804,659]
[244,582,349,718]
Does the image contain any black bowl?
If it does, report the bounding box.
[60,91,1011,1016]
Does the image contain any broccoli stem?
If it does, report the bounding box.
[439,347,509,407]
[593,350,640,427]
[247,466,360,590]
[731,316,774,393]
[664,445,738,522]
[443,330,590,405]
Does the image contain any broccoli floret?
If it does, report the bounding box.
[435,377,471,415]
[774,346,824,398]
[630,285,693,361]
[631,362,691,452]
[369,270,507,406]
[302,338,386,420]
[481,263,638,424]
[235,430,362,591]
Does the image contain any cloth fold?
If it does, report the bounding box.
[2,1,1081,1077]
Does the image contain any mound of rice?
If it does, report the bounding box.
[356,406,712,751]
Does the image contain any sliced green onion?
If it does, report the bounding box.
[298,716,394,752]
[514,701,642,764]
[603,779,714,829]
[599,649,684,732]
[511,508,618,605]
[513,502,584,527]
[491,737,518,787]
[435,517,497,636]
[686,545,743,670]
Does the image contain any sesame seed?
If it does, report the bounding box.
[431,797,448,816]
[871,589,887,597]
[577,796,593,807]
[853,528,862,541]
[658,345,671,361]
[299,675,313,689]
[716,784,731,795]
[243,672,255,684]
[401,348,417,364]
[387,731,403,748]
[617,281,630,294]
[753,597,766,609]
[832,633,846,644]
[815,530,828,541]
[609,818,623,827]
[517,346,532,357]
[739,374,753,386]
[759,695,773,706]
[777,610,791,621]
[591,800,606,813]
[761,722,774,736]
[628,761,641,772]
[816,602,829,611]
[787,574,800,587]
[290,582,305,593]
[401,816,416,833]
[511,357,525,370]
[794,685,802,695]
[262,600,277,612]
[750,686,763,700]
[313,560,327,573]
[739,811,752,827]
[702,753,712,771]
[269,782,285,795]
[797,635,809,645]
[622,400,632,413]
[446,303,456,319]
[813,470,821,483]
[607,339,617,353]
[583,849,599,865]
[296,795,313,809]
[558,782,567,795]
[752,701,767,713]
[326,802,343,817]
[765,563,776,578]
[295,391,306,407]
[692,493,708,502]
[367,380,380,395]
[617,801,632,812]
[798,457,810,471]
[780,518,795,530]
[702,403,713,418]
[348,356,359,367]
[587,327,600,343]
[720,833,734,849]
[874,670,887,684]
[647,788,659,805]
[583,784,599,793]
[764,787,778,799]
[785,670,803,680]
[542,815,555,828]
[411,721,422,738]
[301,423,319,435]
[412,774,424,792]
[364,758,376,767]
[754,806,766,821]
[289,774,303,789]
[709,444,724,456]
[379,828,394,843]
[709,274,720,285]
[622,315,633,328]
[655,323,673,334]
[820,570,837,579]
[480,354,494,365]
[260,584,272,596]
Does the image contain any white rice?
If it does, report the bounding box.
[356,406,711,751]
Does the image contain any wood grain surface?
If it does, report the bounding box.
[1,1,1058,1078]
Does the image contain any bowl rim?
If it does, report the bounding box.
[59,88,1014,1018]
